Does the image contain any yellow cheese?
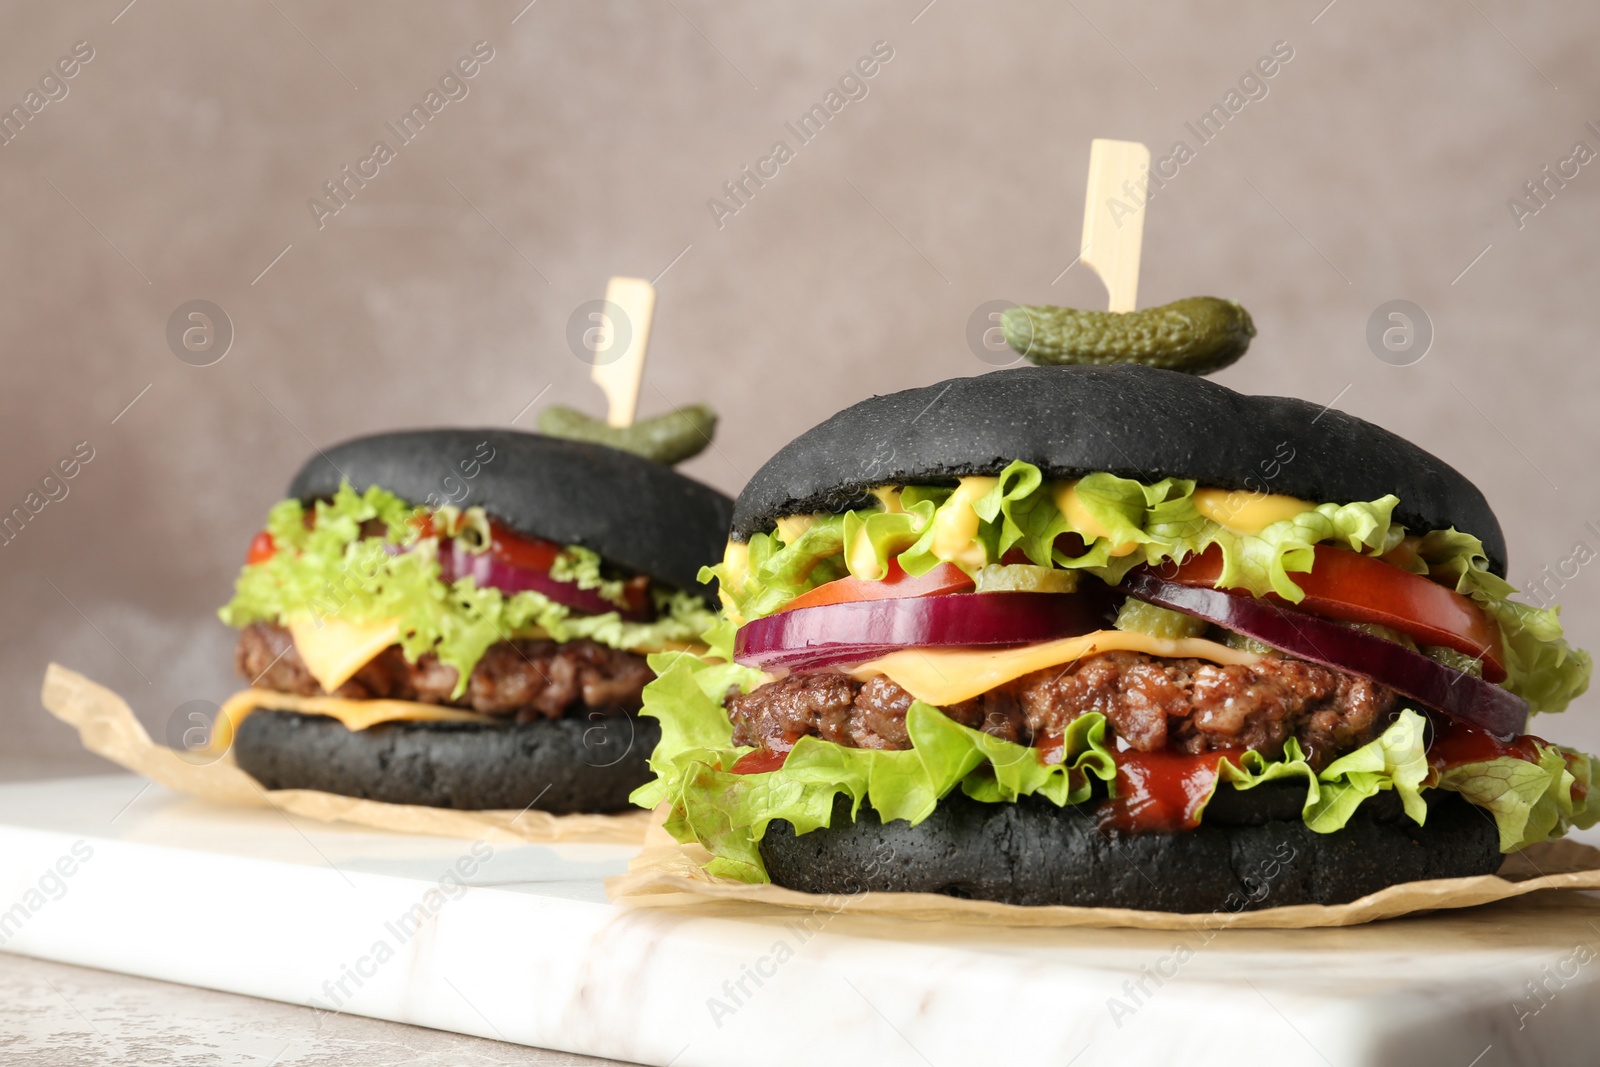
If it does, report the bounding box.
[1192,489,1314,535]
[1056,479,1145,556]
[847,630,1262,706]
[721,540,750,590]
[846,524,882,579]
[211,688,495,754]
[1054,482,1140,556]
[930,476,996,568]
[774,515,817,545]
[287,617,403,692]
[868,486,905,514]
[717,541,751,624]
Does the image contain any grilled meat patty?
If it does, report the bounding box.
[235,621,651,722]
[726,650,1397,770]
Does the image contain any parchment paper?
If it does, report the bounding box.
[41,664,649,846]
[607,799,1600,929]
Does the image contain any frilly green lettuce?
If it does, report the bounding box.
[635,652,1599,884]
[1409,530,1591,714]
[219,483,716,696]
[704,462,1400,620]
[701,461,1588,715]
[1437,746,1596,851]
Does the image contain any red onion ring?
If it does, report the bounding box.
[1120,569,1528,739]
[382,539,651,621]
[733,590,1112,672]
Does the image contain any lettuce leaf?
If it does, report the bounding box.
[1407,529,1592,715]
[1437,746,1599,851]
[219,483,716,695]
[704,462,1400,619]
[637,652,1599,884]
[631,651,1119,883]
[701,461,1588,715]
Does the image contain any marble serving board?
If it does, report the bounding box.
[1,774,1598,1066]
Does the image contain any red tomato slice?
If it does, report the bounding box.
[617,574,653,617]
[488,521,564,573]
[485,521,652,615]
[1161,545,1506,683]
[782,560,975,613]
[246,530,275,565]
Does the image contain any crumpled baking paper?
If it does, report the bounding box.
[606,792,1600,929]
[42,664,649,846]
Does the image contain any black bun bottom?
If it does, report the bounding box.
[759,785,1501,911]
[233,710,660,814]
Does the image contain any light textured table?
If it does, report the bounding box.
[6,774,1600,1066]
[0,952,620,1066]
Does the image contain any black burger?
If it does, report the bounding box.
[216,428,731,813]
[635,364,1597,911]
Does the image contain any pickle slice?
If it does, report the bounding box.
[1114,598,1209,640]
[1002,296,1255,375]
[537,403,716,464]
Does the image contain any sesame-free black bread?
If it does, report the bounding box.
[288,428,733,602]
[233,709,660,813]
[759,786,1502,910]
[731,365,1507,575]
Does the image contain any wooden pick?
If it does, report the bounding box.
[1079,139,1151,313]
[591,276,656,427]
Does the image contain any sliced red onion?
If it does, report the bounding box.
[1119,570,1528,739]
[401,540,652,621]
[733,591,1112,672]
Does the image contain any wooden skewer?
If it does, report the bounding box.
[591,275,656,427]
[1079,138,1151,313]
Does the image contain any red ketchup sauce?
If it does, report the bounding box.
[1427,719,1584,801]
[1428,718,1546,771]
[1095,748,1250,834]
[728,720,1573,811]
[730,748,790,775]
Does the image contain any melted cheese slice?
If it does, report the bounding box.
[930,477,996,568]
[717,541,751,624]
[212,688,494,754]
[774,515,817,545]
[287,617,403,692]
[1054,482,1139,556]
[869,486,905,513]
[846,524,881,579]
[1191,489,1314,535]
[847,631,1262,706]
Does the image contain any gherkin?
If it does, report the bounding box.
[1002,296,1255,375]
[1114,599,1209,640]
[538,403,717,464]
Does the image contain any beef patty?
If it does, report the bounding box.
[726,650,1397,770]
[235,621,651,722]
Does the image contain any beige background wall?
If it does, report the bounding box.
[2,1,1597,777]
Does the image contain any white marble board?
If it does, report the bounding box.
[0,774,1596,1066]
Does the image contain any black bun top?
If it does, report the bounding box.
[288,428,733,601]
[732,365,1507,575]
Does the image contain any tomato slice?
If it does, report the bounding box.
[1162,545,1506,683]
[485,521,652,616]
[488,521,564,573]
[782,560,975,612]
[616,574,653,617]
[246,530,276,565]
